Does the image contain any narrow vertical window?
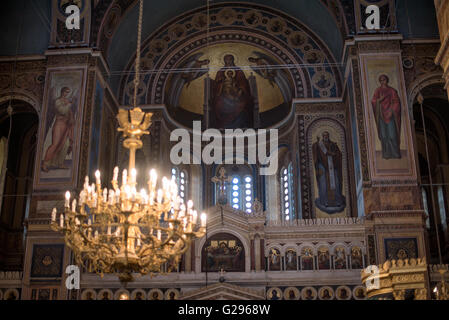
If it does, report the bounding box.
[172,167,187,204]
[281,164,294,221]
[244,176,253,213]
[231,176,240,210]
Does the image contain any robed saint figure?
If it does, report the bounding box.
[371,74,402,159]
[312,131,346,214]
[41,86,77,172]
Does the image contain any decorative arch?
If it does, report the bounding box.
[407,74,445,116]
[0,93,41,117]
[98,1,346,81]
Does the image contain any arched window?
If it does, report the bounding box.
[281,163,294,221]
[171,167,188,204]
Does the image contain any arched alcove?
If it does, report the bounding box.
[0,99,38,270]
[201,232,245,272]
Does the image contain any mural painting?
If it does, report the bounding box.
[307,118,349,218]
[165,43,292,128]
[312,131,346,214]
[269,248,281,271]
[35,68,85,189]
[301,247,314,270]
[317,247,330,270]
[361,55,416,179]
[334,247,347,270]
[350,247,363,269]
[301,287,317,300]
[202,233,244,272]
[285,249,297,271]
[384,238,418,260]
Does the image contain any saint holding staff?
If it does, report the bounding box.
[312,131,346,214]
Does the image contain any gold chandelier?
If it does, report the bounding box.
[50,0,206,282]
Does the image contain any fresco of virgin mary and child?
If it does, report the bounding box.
[165,44,293,129]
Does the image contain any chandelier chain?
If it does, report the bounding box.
[133,0,144,108]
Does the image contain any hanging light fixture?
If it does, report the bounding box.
[51,0,206,282]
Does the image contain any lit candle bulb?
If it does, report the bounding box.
[113,167,119,182]
[157,230,161,241]
[51,208,56,222]
[95,170,101,185]
[131,168,137,183]
[103,188,108,203]
[122,169,128,185]
[200,213,207,227]
[137,235,141,247]
[192,210,198,223]
[179,204,186,218]
[84,176,89,189]
[109,190,115,205]
[65,191,71,208]
[79,190,86,205]
[71,199,77,212]
[94,230,98,239]
[59,214,64,228]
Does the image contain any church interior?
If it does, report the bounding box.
[0,0,449,300]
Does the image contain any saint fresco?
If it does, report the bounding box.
[362,55,416,179]
[36,69,84,187]
[312,131,346,214]
[371,74,402,159]
[41,86,78,172]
